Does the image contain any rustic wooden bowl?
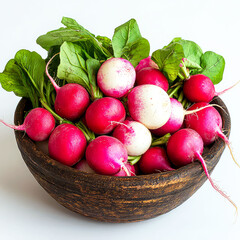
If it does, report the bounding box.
[14,97,230,223]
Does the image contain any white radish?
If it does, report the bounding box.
[112,120,152,156]
[127,84,171,129]
[97,58,136,98]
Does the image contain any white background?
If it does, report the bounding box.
[1,0,240,239]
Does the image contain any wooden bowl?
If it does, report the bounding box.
[14,97,230,223]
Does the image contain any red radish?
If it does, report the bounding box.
[184,102,239,168]
[46,55,90,121]
[0,108,55,141]
[97,58,136,98]
[86,136,129,176]
[85,97,126,134]
[136,67,169,91]
[127,84,171,130]
[183,74,239,103]
[152,98,184,136]
[48,123,87,166]
[112,120,152,156]
[167,128,237,209]
[139,147,174,174]
[151,98,212,137]
[113,163,136,176]
[135,56,159,72]
[75,159,96,173]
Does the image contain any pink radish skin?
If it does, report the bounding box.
[97,58,136,98]
[85,97,126,134]
[139,147,174,174]
[184,102,226,146]
[167,128,237,210]
[127,84,171,130]
[112,120,152,156]
[183,74,239,103]
[113,163,136,176]
[0,108,55,141]
[151,98,216,137]
[48,123,87,166]
[135,56,159,72]
[46,55,90,121]
[152,98,184,136]
[86,136,129,176]
[136,67,169,92]
[75,159,96,173]
[184,102,239,168]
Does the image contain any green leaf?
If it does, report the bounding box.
[112,18,142,58]
[151,42,184,81]
[171,38,203,65]
[86,58,103,99]
[0,50,46,108]
[57,42,103,99]
[112,19,150,67]
[96,35,113,56]
[36,17,112,59]
[198,51,225,84]
[15,50,46,95]
[121,37,150,67]
[57,42,89,89]
[0,59,29,97]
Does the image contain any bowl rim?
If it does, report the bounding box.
[14,97,230,186]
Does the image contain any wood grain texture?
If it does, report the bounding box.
[14,97,230,223]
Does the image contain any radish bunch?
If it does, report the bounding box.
[1,18,238,211]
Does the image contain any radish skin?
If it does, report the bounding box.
[184,102,240,168]
[86,136,129,176]
[183,74,240,103]
[152,98,184,136]
[139,147,174,174]
[135,56,159,72]
[97,58,136,98]
[113,163,136,176]
[46,54,90,121]
[48,123,87,166]
[85,97,126,134]
[0,108,55,142]
[127,84,171,130]
[136,67,169,92]
[75,159,96,173]
[112,120,152,156]
[167,128,237,210]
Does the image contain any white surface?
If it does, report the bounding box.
[0,0,240,239]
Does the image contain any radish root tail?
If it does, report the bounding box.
[195,151,238,214]
[217,129,240,169]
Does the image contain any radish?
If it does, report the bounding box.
[113,163,136,176]
[151,98,184,136]
[85,136,129,176]
[139,147,174,174]
[127,84,171,130]
[183,74,239,103]
[75,159,96,173]
[0,108,55,142]
[151,98,213,137]
[167,128,237,210]
[46,54,90,121]
[184,102,239,168]
[135,56,159,72]
[136,67,169,91]
[112,120,152,156]
[48,123,87,166]
[85,97,126,134]
[97,58,136,98]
